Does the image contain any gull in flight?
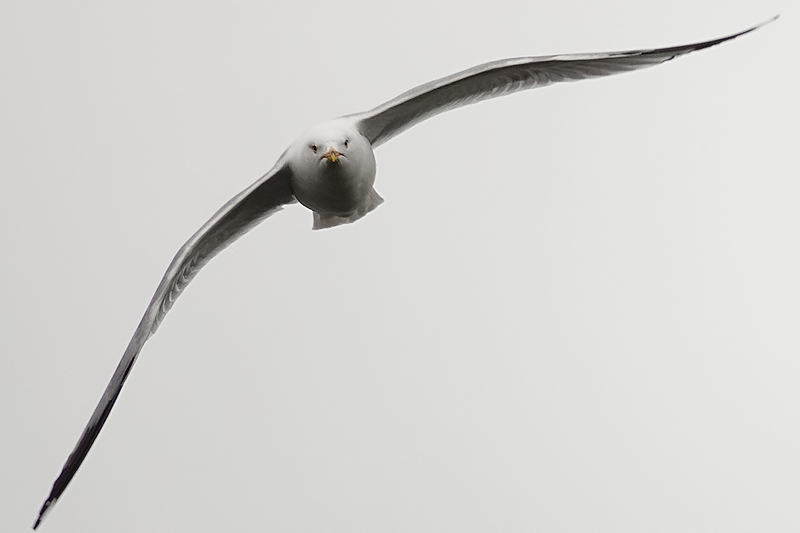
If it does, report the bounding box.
[34,17,776,529]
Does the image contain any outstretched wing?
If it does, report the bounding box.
[353,17,776,147]
[34,161,296,529]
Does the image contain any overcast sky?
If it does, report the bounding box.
[2,1,798,532]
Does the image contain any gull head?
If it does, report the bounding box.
[288,119,377,217]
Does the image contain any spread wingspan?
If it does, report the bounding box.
[34,163,296,529]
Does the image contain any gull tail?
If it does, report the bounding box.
[313,188,384,230]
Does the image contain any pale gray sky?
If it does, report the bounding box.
[2,1,798,532]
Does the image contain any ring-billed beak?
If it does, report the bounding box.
[323,148,342,163]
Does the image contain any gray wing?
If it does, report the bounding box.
[34,161,296,530]
[353,17,776,147]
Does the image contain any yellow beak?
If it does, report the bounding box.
[323,148,342,163]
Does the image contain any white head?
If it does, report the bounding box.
[289,120,372,171]
[287,119,377,216]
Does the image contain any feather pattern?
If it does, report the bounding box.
[33,162,295,529]
[353,18,775,147]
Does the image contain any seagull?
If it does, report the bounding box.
[34,17,776,529]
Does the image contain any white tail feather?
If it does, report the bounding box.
[312,188,384,230]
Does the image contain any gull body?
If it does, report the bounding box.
[33,17,777,530]
[288,119,382,229]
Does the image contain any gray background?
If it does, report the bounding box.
[2,0,798,531]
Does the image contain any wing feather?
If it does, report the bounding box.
[353,18,776,147]
[34,162,296,529]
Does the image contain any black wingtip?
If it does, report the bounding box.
[704,14,780,48]
[693,14,780,52]
[33,496,56,530]
[750,14,780,32]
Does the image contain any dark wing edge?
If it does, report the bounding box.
[352,16,778,147]
[33,162,296,530]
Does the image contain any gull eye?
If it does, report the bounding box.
[311,144,318,153]
[343,139,349,148]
